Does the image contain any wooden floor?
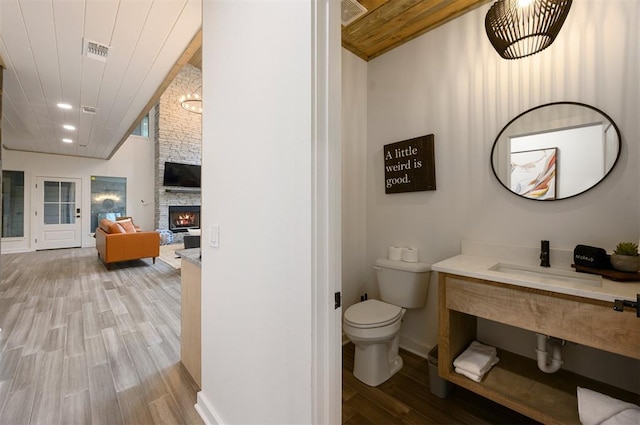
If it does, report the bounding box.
[342,343,539,425]
[1,247,538,425]
[0,248,203,425]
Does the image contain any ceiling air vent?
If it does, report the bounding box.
[341,0,367,26]
[82,39,110,62]
[82,105,97,115]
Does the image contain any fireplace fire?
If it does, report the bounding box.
[168,205,200,232]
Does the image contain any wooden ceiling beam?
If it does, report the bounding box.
[109,29,202,159]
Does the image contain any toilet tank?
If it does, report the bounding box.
[374,258,431,308]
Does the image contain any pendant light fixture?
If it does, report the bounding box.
[179,86,202,114]
[485,0,572,60]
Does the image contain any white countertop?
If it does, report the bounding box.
[432,254,640,303]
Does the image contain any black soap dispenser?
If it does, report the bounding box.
[540,240,550,267]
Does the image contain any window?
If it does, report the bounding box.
[90,176,127,232]
[43,181,76,225]
[2,170,25,238]
[131,114,149,138]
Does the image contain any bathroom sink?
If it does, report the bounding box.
[489,263,602,287]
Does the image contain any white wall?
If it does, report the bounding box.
[341,0,639,389]
[341,50,368,312]
[1,131,156,253]
[198,1,341,424]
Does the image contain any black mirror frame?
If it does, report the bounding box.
[490,101,622,201]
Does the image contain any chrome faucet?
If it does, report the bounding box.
[540,240,550,267]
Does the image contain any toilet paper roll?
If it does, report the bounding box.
[388,246,403,261]
[402,247,419,263]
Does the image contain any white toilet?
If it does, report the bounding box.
[343,258,431,386]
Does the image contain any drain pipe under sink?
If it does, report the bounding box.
[535,333,564,373]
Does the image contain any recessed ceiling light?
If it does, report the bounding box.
[62,138,73,143]
[63,124,76,131]
[57,103,72,110]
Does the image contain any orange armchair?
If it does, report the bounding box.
[95,218,160,268]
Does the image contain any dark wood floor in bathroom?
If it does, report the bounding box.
[342,343,539,424]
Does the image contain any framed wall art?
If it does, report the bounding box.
[383,134,436,194]
[510,148,557,200]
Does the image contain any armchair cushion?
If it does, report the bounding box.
[109,222,126,234]
[100,218,125,234]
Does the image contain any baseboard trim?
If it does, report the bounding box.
[399,336,431,359]
[0,247,31,254]
[195,391,224,425]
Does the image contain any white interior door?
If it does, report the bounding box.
[35,177,82,250]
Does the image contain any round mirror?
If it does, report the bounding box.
[491,102,621,201]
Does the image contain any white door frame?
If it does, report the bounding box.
[311,1,342,423]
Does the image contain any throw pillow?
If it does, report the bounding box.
[118,218,137,233]
[187,228,202,236]
[99,218,113,233]
[108,222,126,234]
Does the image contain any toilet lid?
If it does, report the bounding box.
[344,299,402,328]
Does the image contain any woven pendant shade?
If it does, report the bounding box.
[485,0,572,60]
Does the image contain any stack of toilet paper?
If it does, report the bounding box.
[453,341,500,382]
[388,246,419,263]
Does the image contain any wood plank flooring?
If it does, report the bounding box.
[342,342,539,424]
[2,247,538,425]
[0,248,203,425]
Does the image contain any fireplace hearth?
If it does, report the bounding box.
[168,205,200,233]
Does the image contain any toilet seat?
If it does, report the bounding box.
[344,299,403,329]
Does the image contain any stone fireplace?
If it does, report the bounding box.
[168,205,200,232]
[153,63,202,244]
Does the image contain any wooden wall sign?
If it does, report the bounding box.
[384,134,436,194]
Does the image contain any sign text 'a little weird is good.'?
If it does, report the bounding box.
[383,134,436,194]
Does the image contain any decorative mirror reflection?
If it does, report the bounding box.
[491,102,621,200]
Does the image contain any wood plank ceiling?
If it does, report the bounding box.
[342,0,492,61]
[0,0,201,160]
[183,1,493,68]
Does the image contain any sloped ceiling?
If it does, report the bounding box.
[0,0,490,160]
[0,0,202,159]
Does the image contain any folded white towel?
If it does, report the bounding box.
[453,341,499,377]
[454,356,499,383]
[577,387,640,425]
[455,367,482,382]
[469,340,497,356]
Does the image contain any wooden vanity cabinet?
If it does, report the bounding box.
[181,258,202,388]
[438,272,640,425]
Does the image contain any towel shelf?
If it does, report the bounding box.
[438,273,640,425]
